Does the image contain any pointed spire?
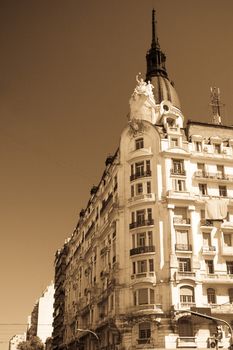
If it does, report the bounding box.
[210,87,223,125]
[146,9,168,81]
[151,8,159,48]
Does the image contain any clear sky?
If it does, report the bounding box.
[1,0,233,348]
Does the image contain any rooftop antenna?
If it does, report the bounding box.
[210,87,224,125]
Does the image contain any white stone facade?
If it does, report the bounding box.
[37,283,55,343]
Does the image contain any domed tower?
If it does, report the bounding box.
[146,9,184,128]
[146,9,180,109]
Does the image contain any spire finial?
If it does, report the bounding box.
[152,8,158,48]
[210,87,223,125]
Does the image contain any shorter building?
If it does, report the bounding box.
[9,333,26,350]
[27,282,55,345]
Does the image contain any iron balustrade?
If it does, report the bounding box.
[175,244,192,251]
[170,168,186,176]
[129,219,154,229]
[130,245,155,256]
[130,170,152,181]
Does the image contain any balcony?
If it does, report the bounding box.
[170,168,186,176]
[194,171,233,182]
[129,219,154,230]
[130,245,155,256]
[128,193,155,204]
[173,217,191,226]
[200,219,214,227]
[175,271,196,281]
[129,303,163,314]
[100,193,113,215]
[201,245,216,255]
[175,244,192,252]
[131,271,156,282]
[130,170,152,182]
[211,303,233,314]
[177,337,197,348]
[201,273,233,283]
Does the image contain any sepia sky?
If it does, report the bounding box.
[1,0,233,347]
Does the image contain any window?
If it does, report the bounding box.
[134,289,155,306]
[171,138,179,147]
[135,162,144,176]
[172,159,185,175]
[135,138,144,150]
[147,208,152,221]
[199,183,207,195]
[203,232,211,247]
[137,260,147,273]
[180,286,195,304]
[205,260,214,274]
[148,231,153,245]
[147,181,151,194]
[136,210,145,224]
[139,322,151,341]
[136,183,143,195]
[226,261,233,275]
[137,232,146,247]
[219,185,227,197]
[178,258,191,272]
[229,288,233,303]
[149,259,154,272]
[146,160,151,173]
[197,163,205,176]
[195,141,202,152]
[217,165,224,178]
[176,230,189,250]
[224,233,232,247]
[131,185,134,198]
[174,179,186,191]
[207,288,216,304]
[214,144,221,154]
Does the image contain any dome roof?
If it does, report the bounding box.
[150,75,181,109]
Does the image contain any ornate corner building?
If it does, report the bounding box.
[52,10,233,350]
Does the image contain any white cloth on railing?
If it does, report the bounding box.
[205,198,229,220]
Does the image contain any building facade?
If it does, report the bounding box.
[53,10,233,350]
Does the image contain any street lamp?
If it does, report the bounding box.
[76,328,100,349]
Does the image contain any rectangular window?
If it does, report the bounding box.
[146,160,151,173]
[197,163,205,176]
[147,181,151,194]
[171,138,179,147]
[137,260,147,273]
[199,183,207,195]
[224,234,232,247]
[136,183,143,195]
[147,208,152,221]
[172,159,185,175]
[226,261,233,275]
[178,258,191,272]
[203,232,211,247]
[174,179,186,191]
[135,162,144,176]
[136,210,145,224]
[131,212,135,223]
[148,231,153,245]
[131,164,134,176]
[132,262,136,274]
[137,232,146,247]
[138,289,148,305]
[217,165,224,178]
[132,234,136,248]
[195,141,202,152]
[214,144,221,154]
[139,322,151,339]
[149,259,154,272]
[219,185,227,197]
[135,138,144,150]
[176,230,189,250]
[206,260,214,274]
[131,185,134,198]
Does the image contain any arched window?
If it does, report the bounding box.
[207,288,216,304]
[229,288,233,303]
[180,286,194,304]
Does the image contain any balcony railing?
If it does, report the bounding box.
[173,217,191,225]
[129,219,154,229]
[202,246,216,253]
[177,337,197,348]
[194,171,233,181]
[177,271,196,278]
[100,193,113,215]
[170,168,186,176]
[200,219,214,226]
[130,170,152,181]
[130,245,155,256]
[175,244,192,251]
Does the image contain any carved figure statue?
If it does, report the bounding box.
[129,73,156,123]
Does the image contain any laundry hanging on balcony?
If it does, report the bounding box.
[205,198,229,220]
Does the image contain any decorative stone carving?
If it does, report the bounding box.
[129,73,156,124]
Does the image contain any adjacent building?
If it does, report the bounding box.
[52,10,233,350]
